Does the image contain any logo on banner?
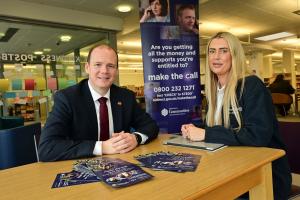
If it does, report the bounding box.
[161,107,190,117]
[161,108,168,116]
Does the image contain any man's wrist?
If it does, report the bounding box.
[93,141,102,155]
[133,133,142,145]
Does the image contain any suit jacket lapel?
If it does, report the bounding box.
[110,85,123,132]
[82,80,98,138]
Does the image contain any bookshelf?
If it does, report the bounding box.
[296,75,300,90]
[14,102,35,121]
[1,90,52,122]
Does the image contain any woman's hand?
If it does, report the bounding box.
[140,6,152,23]
[181,123,194,138]
[181,124,205,141]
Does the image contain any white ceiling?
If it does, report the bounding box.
[117,0,300,59]
[0,20,107,55]
[199,0,300,50]
[20,0,138,18]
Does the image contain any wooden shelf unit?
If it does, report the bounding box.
[296,75,300,90]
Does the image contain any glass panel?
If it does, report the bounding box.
[0,18,114,121]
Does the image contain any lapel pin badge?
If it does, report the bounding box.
[117,101,122,106]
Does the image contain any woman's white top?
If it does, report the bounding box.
[214,85,225,125]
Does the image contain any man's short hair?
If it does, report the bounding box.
[177,4,195,17]
[86,44,118,67]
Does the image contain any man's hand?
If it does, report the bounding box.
[102,131,138,154]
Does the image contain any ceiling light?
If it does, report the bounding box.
[0,32,5,37]
[272,52,282,57]
[60,35,72,42]
[117,41,141,47]
[293,0,300,15]
[34,51,43,55]
[116,5,132,12]
[199,21,227,31]
[118,54,142,59]
[229,28,252,36]
[255,32,294,41]
[43,48,52,52]
[280,38,299,44]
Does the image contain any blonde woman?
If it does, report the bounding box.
[181,32,291,200]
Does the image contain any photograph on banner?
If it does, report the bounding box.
[175,4,199,35]
[140,0,201,134]
[139,0,170,23]
[160,26,180,40]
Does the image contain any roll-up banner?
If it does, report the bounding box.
[139,0,201,133]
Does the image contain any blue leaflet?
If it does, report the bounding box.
[87,157,153,188]
[51,170,100,188]
[135,151,201,172]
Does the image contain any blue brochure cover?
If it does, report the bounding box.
[86,157,153,188]
[135,151,201,172]
[52,170,100,188]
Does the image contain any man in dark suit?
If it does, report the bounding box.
[39,45,159,161]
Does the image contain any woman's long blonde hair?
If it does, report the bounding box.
[205,32,247,130]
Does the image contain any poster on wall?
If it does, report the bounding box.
[139,0,201,133]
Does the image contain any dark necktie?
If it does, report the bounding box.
[99,97,109,141]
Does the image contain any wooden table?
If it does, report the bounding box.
[0,134,285,200]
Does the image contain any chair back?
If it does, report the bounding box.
[279,121,300,199]
[0,116,24,130]
[0,122,41,170]
[271,93,293,105]
[278,121,300,174]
